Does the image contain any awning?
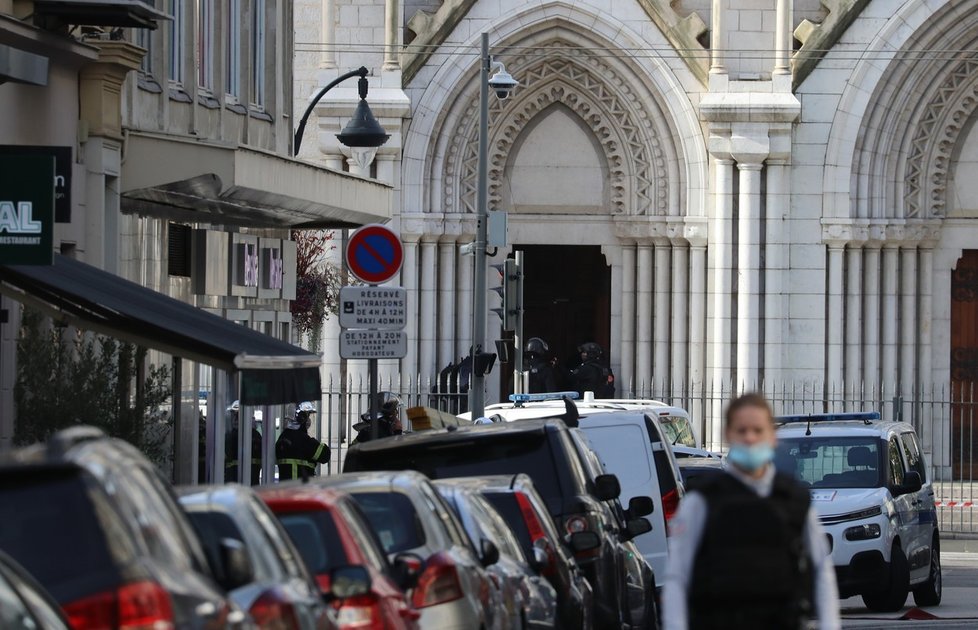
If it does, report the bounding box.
[120,132,392,229]
[0,255,321,405]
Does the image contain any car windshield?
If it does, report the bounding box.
[350,492,426,554]
[657,416,696,448]
[776,437,883,488]
[276,511,349,575]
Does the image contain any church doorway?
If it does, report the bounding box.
[499,245,611,396]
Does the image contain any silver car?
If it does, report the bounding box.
[436,480,559,629]
[313,471,503,630]
[179,485,334,630]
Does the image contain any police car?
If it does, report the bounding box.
[775,412,941,611]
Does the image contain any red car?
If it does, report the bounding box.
[259,486,421,630]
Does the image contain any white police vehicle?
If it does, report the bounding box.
[775,412,941,611]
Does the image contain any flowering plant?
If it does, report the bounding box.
[290,230,342,348]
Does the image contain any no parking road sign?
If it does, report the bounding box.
[346,224,403,285]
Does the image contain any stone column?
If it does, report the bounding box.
[383,0,400,71]
[737,162,763,388]
[881,244,900,392]
[863,246,881,388]
[918,244,937,471]
[710,0,726,74]
[689,240,708,438]
[418,240,437,386]
[900,245,917,408]
[774,0,792,75]
[845,247,863,391]
[826,243,845,392]
[401,238,419,381]
[654,241,672,390]
[637,243,654,393]
[620,243,637,395]
[438,240,456,372]
[711,159,735,389]
[456,248,473,361]
[764,160,789,381]
[671,242,689,391]
[320,0,336,69]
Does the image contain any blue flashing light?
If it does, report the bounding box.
[508,391,580,407]
[777,411,881,425]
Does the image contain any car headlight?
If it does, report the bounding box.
[820,505,883,526]
[844,523,882,541]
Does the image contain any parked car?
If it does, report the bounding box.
[342,421,644,628]
[312,471,504,630]
[0,550,70,629]
[567,429,659,629]
[453,474,594,630]
[179,485,333,629]
[0,427,244,629]
[435,479,559,629]
[574,410,685,588]
[258,485,421,630]
[776,412,942,611]
[677,456,725,485]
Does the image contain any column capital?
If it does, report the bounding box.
[736,162,764,171]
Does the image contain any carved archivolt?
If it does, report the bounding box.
[440,45,674,217]
[905,55,978,219]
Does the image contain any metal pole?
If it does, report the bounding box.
[368,357,379,440]
[293,66,367,155]
[470,33,490,419]
[513,250,525,395]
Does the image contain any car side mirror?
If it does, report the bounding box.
[594,474,621,501]
[626,496,655,518]
[480,539,500,568]
[896,471,923,495]
[622,518,653,541]
[568,531,601,552]
[392,553,424,590]
[218,538,254,591]
[326,565,371,602]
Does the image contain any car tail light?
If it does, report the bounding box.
[662,488,680,529]
[565,516,589,534]
[515,492,557,576]
[250,588,301,630]
[63,581,174,630]
[335,593,383,630]
[411,552,464,608]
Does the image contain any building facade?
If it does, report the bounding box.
[0,1,391,481]
[301,0,978,465]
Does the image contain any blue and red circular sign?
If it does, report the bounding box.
[346,224,403,285]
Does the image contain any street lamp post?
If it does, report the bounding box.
[470,33,517,420]
[294,66,389,156]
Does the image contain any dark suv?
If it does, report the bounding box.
[0,427,244,629]
[343,419,653,627]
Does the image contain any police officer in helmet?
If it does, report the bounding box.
[275,402,330,481]
[352,392,403,443]
[661,393,840,630]
[525,337,558,393]
[224,400,263,485]
[570,342,615,398]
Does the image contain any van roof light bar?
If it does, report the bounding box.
[776,411,881,426]
[509,391,580,408]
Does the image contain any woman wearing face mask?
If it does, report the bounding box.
[661,393,840,630]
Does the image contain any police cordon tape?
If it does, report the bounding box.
[935,500,977,508]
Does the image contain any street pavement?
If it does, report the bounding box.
[841,541,978,628]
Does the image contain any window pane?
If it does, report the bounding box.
[251,0,266,106]
[197,0,213,89]
[277,511,349,575]
[226,0,240,96]
[888,438,905,486]
[351,492,427,554]
[168,0,183,82]
[777,437,883,488]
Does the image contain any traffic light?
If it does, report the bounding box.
[490,258,521,331]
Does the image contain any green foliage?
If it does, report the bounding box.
[13,308,173,467]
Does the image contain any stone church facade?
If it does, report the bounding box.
[296,0,978,459]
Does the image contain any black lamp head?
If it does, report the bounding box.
[336,99,390,148]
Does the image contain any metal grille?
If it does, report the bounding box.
[167,223,192,277]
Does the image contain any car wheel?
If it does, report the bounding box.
[862,543,910,612]
[913,534,943,607]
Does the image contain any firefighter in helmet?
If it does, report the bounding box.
[353,392,403,443]
[275,402,330,481]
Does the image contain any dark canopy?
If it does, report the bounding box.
[0,255,320,405]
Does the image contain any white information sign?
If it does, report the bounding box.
[339,286,407,330]
[339,329,408,359]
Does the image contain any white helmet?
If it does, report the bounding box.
[474,416,497,425]
[227,400,240,413]
[296,401,317,414]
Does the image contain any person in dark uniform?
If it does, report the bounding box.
[352,392,403,443]
[525,337,558,393]
[275,402,330,481]
[570,342,615,398]
[225,400,263,485]
[661,393,840,630]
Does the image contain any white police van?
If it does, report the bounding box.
[775,412,941,611]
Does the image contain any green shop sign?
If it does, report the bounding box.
[0,155,54,265]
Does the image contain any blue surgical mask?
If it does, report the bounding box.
[727,443,774,472]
